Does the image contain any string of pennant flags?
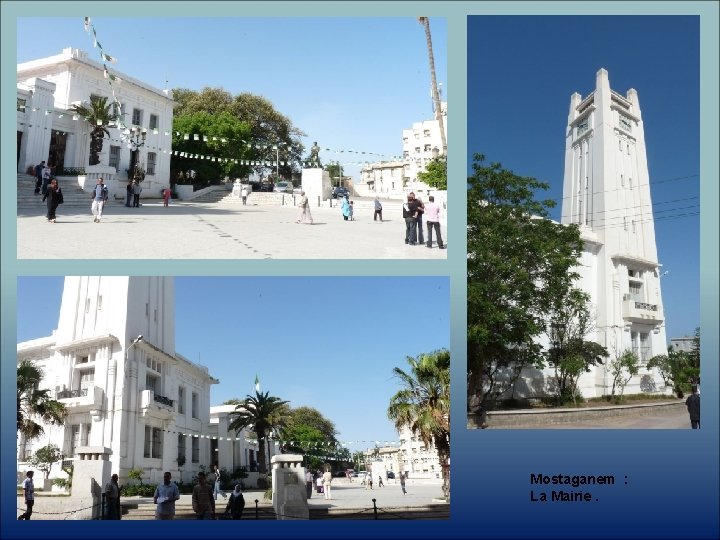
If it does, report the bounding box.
[64,18,403,168]
[157,425,402,449]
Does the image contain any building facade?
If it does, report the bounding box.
[401,100,447,194]
[17,48,175,197]
[17,277,217,485]
[515,69,669,399]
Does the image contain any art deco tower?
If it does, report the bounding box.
[561,69,667,393]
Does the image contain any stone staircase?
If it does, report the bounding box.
[17,173,91,210]
[119,501,448,520]
[120,501,276,520]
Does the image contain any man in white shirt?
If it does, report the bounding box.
[154,471,180,520]
[424,195,445,249]
[18,470,34,520]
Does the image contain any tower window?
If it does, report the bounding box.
[97,295,103,310]
[620,174,624,187]
[85,298,91,313]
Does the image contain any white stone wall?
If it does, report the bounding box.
[17,48,175,198]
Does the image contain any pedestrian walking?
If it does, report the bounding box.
[349,200,355,220]
[212,465,227,500]
[104,474,121,520]
[424,195,445,249]
[91,178,109,223]
[296,191,313,224]
[305,469,314,499]
[241,186,248,205]
[400,472,407,495]
[192,471,215,519]
[367,474,373,490]
[378,475,384,487]
[373,196,383,221]
[403,192,420,245]
[17,471,34,520]
[132,181,142,207]
[341,196,351,221]
[316,474,324,494]
[41,162,52,195]
[685,385,700,429]
[42,178,63,223]
[34,161,45,195]
[225,484,245,519]
[322,469,333,500]
[163,187,171,207]
[154,471,180,520]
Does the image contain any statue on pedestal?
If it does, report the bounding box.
[307,141,322,168]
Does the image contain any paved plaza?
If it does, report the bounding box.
[17,200,449,259]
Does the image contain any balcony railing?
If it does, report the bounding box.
[153,393,175,407]
[57,388,88,399]
[635,302,657,311]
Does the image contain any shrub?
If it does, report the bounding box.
[120,483,156,497]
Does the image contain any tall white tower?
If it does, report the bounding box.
[21,276,218,482]
[561,69,668,395]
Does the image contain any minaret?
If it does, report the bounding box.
[561,69,667,394]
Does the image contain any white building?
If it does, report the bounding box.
[17,277,217,485]
[401,100,447,194]
[363,426,441,480]
[515,69,669,399]
[17,48,175,198]
[357,160,405,196]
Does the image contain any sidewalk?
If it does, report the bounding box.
[17,200,449,259]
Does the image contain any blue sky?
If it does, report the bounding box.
[16,276,450,451]
[16,16,447,181]
[467,15,700,343]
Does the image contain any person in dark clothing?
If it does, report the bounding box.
[685,385,700,429]
[403,192,420,245]
[34,161,45,194]
[225,484,245,519]
[125,182,133,207]
[42,179,63,223]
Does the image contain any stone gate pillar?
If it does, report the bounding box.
[271,454,309,520]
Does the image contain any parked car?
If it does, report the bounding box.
[274,181,294,194]
[259,182,274,192]
[331,186,350,199]
[386,471,395,479]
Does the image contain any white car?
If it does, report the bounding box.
[274,181,294,194]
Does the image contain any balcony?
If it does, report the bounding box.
[55,386,104,412]
[622,299,664,324]
[139,389,176,421]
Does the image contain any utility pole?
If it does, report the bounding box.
[418,17,447,156]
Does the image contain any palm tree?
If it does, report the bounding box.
[70,95,118,166]
[17,360,67,441]
[228,391,288,474]
[388,349,450,500]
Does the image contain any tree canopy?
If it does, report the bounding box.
[417,155,447,190]
[388,349,450,500]
[227,391,289,474]
[17,360,67,442]
[467,154,584,407]
[172,87,306,180]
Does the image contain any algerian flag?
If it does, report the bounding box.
[254,374,260,393]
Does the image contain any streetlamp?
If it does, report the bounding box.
[273,143,285,180]
[125,127,147,151]
[125,334,143,361]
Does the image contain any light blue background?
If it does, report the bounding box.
[2,2,717,539]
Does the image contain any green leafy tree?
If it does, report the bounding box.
[647,345,699,398]
[416,155,447,190]
[29,444,62,479]
[545,288,609,405]
[127,467,144,485]
[467,154,584,410]
[228,391,289,474]
[172,112,252,186]
[17,360,67,441]
[172,87,305,179]
[609,350,640,402]
[325,163,344,187]
[388,349,450,500]
[69,95,118,166]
